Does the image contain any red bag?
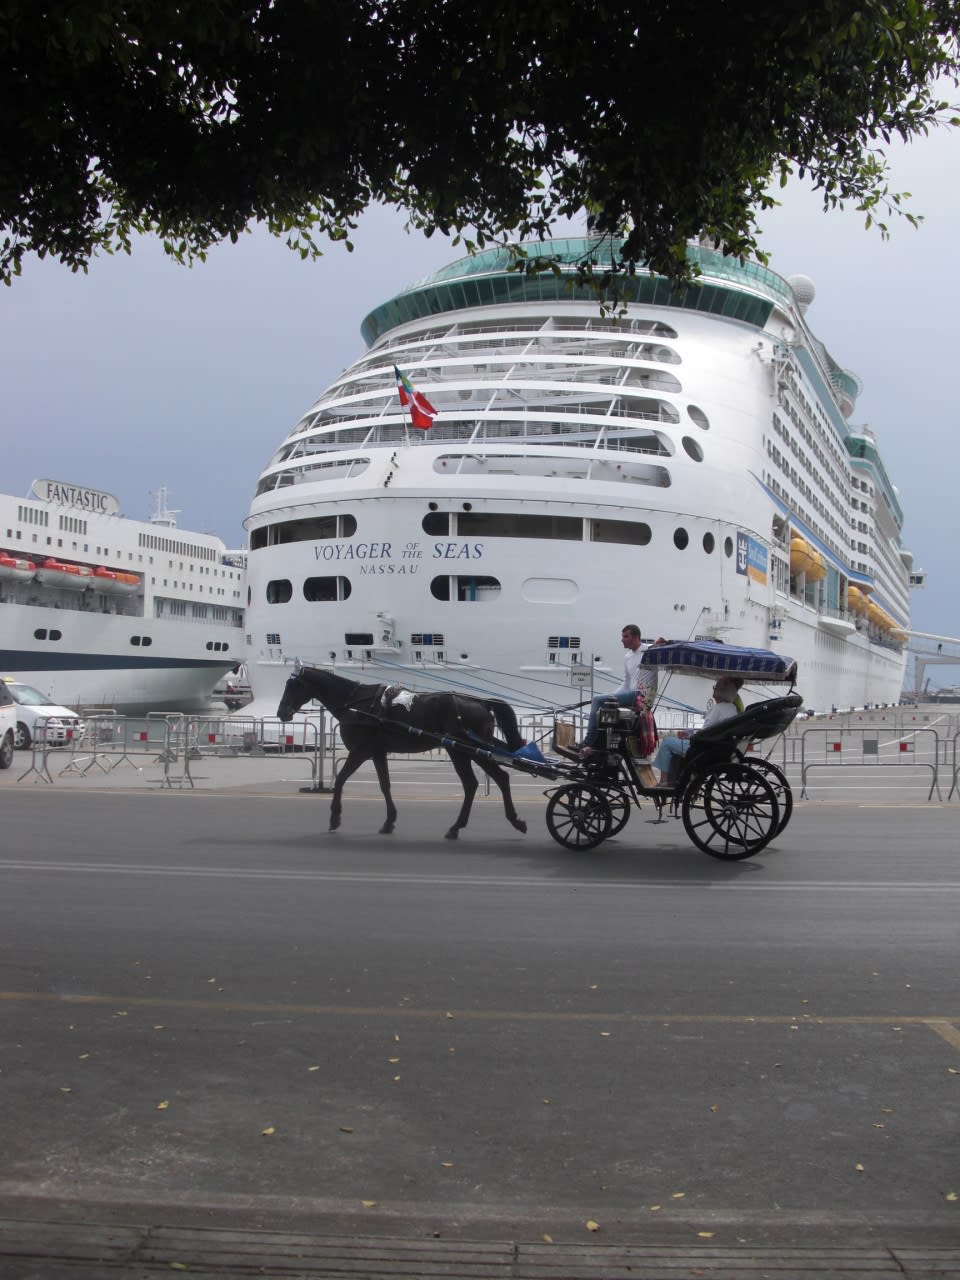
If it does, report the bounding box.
[633,707,658,757]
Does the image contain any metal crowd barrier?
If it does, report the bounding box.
[799,725,941,801]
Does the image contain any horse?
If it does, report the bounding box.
[276,663,529,840]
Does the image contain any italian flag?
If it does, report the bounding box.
[394,365,438,430]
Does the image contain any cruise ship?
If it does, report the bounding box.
[243,237,921,714]
[0,481,245,712]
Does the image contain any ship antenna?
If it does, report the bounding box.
[149,486,180,528]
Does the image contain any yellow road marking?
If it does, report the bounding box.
[0,989,958,1046]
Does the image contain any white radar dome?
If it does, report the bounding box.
[787,274,816,315]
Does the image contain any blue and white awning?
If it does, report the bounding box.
[641,640,798,683]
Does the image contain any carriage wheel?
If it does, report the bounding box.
[546,783,613,850]
[601,786,631,837]
[743,759,793,834]
[681,764,779,860]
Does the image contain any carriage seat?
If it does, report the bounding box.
[684,694,803,770]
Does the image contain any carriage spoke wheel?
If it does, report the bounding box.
[601,787,631,837]
[681,764,779,860]
[546,783,613,850]
[742,758,793,834]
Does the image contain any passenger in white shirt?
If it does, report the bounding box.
[652,677,741,786]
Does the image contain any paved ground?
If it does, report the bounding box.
[1,747,958,1277]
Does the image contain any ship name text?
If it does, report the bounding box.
[313,540,485,563]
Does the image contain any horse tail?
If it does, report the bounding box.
[486,699,524,752]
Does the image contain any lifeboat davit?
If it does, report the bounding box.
[0,553,37,583]
[789,536,826,582]
[93,566,141,594]
[34,558,94,590]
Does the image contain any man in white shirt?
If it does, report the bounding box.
[579,624,659,754]
[651,677,741,786]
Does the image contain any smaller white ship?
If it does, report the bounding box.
[0,480,245,713]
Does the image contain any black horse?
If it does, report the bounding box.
[277,663,529,840]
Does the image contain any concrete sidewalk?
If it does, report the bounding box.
[2,1212,959,1278]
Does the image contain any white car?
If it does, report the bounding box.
[0,683,15,768]
[0,678,85,750]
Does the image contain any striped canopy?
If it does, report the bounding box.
[640,640,798,683]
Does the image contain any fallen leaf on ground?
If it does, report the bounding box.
[585,1220,599,1232]
[543,1234,553,1243]
[261,1126,275,1135]
[156,1100,170,1110]
[339,1127,353,1134]
[362,1200,377,1208]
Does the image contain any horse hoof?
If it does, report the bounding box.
[379,823,395,835]
[512,819,528,834]
[444,827,460,840]
[329,819,341,831]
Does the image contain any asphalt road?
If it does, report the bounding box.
[1,784,959,1269]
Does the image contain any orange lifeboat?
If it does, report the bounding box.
[0,553,37,583]
[93,566,141,594]
[34,558,94,590]
[846,585,868,615]
[789,536,826,582]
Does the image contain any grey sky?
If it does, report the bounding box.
[1,126,957,657]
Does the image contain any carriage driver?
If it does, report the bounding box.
[578,624,661,758]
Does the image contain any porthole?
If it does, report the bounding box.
[266,579,293,604]
[702,532,715,554]
[673,528,689,550]
[687,405,710,430]
[142,636,152,647]
[131,636,141,646]
[724,537,734,558]
[49,629,61,640]
[681,436,704,462]
[33,628,47,639]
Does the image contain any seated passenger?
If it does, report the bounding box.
[652,677,741,787]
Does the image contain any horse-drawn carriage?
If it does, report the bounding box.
[276,641,801,857]
[545,641,801,858]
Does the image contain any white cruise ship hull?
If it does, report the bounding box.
[1,483,245,713]
[243,239,913,716]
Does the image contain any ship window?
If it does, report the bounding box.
[304,576,352,602]
[457,513,581,540]
[250,514,357,549]
[33,629,47,639]
[422,512,450,535]
[131,636,140,646]
[590,519,652,545]
[430,576,502,601]
[49,630,61,640]
[702,532,715,554]
[688,405,710,430]
[673,528,689,550]
[345,632,374,645]
[724,537,734,557]
[266,579,293,604]
[681,437,704,462]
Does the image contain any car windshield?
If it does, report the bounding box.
[7,684,55,706]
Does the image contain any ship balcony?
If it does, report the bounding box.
[817,610,857,638]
